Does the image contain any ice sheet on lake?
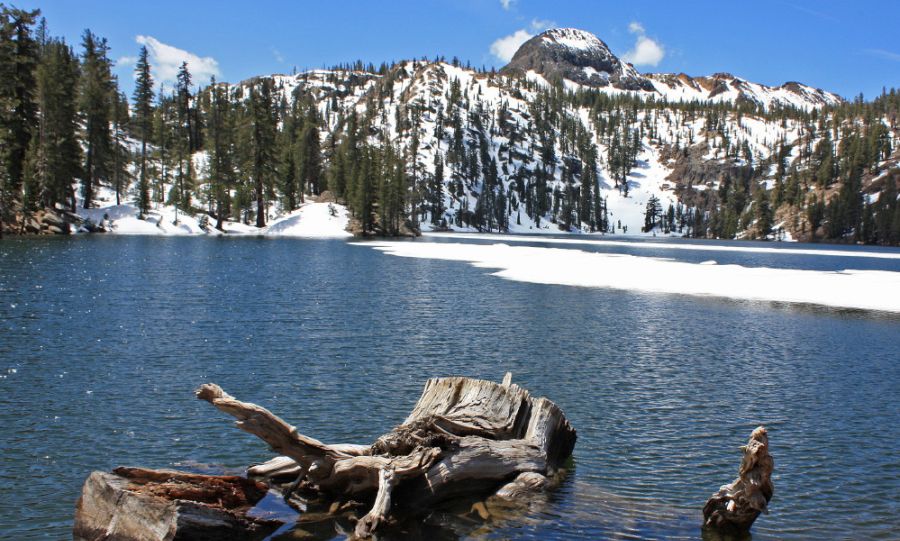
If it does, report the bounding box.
[361,241,900,313]
[423,232,900,260]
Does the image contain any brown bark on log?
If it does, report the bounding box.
[73,468,282,541]
[703,426,774,533]
[197,373,576,538]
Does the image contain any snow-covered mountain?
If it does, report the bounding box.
[84,27,893,241]
[245,64,802,236]
[502,28,841,111]
[646,72,842,110]
[183,26,889,240]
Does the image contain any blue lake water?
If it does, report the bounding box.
[0,235,898,540]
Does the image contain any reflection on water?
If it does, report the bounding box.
[0,236,898,540]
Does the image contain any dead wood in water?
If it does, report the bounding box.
[703,426,774,534]
[73,467,282,541]
[197,373,576,538]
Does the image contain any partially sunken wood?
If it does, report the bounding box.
[703,426,774,534]
[198,373,576,537]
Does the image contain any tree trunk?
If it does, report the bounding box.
[255,172,265,228]
[702,426,774,534]
[84,138,93,209]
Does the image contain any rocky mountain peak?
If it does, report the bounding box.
[500,28,654,91]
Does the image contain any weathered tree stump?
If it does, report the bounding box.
[73,467,283,541]
[197,373,576,538]
[702,426,774,534]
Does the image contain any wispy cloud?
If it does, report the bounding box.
[117,55,138,67]
[785,3,838,22]
[864,48,900,62]
[272,47,285,63]
[530,19,554,32]
[499,0,515,11]
[490,19,556,63]
[621,21,665,67]
[118,35,220,88]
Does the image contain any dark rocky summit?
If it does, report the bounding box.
[501,28,654,91]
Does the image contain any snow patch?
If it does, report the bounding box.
[543,28,605,52]
[264,202,351,238]
[77,185,350,237]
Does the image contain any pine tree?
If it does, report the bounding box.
[644,195,662,232]
[204,78,236,230]
[578,165,592,230]
[353,145,376,233]
[297,105,322,196]
[247,80,277,227]
[277,97,299,211]
[174,61,194,220]
[875,172,898,245]
[0,6,39,231]
[154,87,174,207]
[26,38,81,211]
[79,30,113,208]
[132,45,153,218]
[110,84,130,206]
[754,187,773,239]
[431,154,445,225]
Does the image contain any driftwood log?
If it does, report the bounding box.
[702,426,774,533]
[197,373,576,538]
[73,467,283,541]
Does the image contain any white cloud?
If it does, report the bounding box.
[491,30,532,63]
[117,55,138,68]
[621,21,664,67]
[500,0,515,11]
[490,19,555,63]
[272,47,285,63]
[133,35,220,87]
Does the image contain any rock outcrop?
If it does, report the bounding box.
[501,28,654,91]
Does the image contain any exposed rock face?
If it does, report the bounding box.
[73,467,282,541]
[501,28,654,91]
[664,144,757,191]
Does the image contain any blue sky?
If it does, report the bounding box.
[18,0,900,99]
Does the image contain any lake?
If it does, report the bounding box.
[1,235,898,540]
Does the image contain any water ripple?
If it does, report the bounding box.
[0,236,897,540]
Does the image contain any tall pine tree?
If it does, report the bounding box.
[79,29,113,208]
[132,45,153,218]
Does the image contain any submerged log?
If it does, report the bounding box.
[702,426,774,534]
[198,373,576,538]
[73,467,283,541]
